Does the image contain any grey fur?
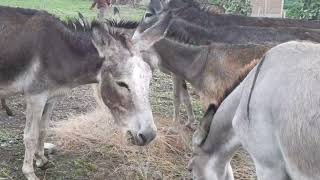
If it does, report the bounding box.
[190,41,320,180]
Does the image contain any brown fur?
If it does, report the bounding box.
[197,57,261,149]
[199,43,269,107]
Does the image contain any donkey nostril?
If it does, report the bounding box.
[138,133,147,144]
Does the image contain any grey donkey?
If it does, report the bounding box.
[0,6,156,180]
[190,41,320,180]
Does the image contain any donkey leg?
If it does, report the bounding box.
[173,76,182,122]
[22,93,47,180]
[1,98,13,116]
[255,161,290,180]
[180,80,196,128]
[35,100,56,168]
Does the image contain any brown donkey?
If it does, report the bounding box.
[132,0,320,128]
[0,6,156,180]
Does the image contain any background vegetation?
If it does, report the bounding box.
[285,0,320,20]
[207,0,320,19]
[209,0,252,16]
[0,0,146,20]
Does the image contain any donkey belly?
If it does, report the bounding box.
[0,58,41,97]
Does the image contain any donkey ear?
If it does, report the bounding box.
[132,12,172,51]
[91,21,116,57]
[149,0,163,14]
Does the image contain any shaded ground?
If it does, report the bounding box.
[0,70,256,180]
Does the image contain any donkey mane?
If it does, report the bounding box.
[165,19,211,45]
[54,15,133,55]
[105,19,139,29]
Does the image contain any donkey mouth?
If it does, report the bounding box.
[125,131,147,146]
[126,131,136,145]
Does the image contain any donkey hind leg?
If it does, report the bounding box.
[173,76,182,122]
[1,98,13,116]
[180,80,196,128]
[22,93,47,180]
[254,160,291,180]
[35,99,56,168]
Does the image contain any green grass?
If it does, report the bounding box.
[0,0,146,20]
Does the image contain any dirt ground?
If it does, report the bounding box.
[0,70,256,180]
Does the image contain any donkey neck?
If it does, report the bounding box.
[153,38,207,81]
[172,3,320,29]
[166,19,320,46]
[33,14,104,87]
[199,43,267,106]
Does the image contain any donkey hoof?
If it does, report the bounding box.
[6,110,13,116]
[36,157,48,168]
[24,172,40,180]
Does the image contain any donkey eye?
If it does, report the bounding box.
[144,12,153,18]
[116,81,130,91]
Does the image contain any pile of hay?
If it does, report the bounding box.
[50,107,193,179]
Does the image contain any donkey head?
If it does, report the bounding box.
[188,104,217,180]
[132,0,198,50]
[131,0,174,51]
[91,22,156,146]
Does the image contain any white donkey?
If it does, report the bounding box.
[189,41,320,180]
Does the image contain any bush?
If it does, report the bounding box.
[209,0,252,16]
[286,0,320,20]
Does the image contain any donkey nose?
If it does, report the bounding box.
[136,128,156,146]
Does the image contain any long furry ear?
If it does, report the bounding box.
[149,0,163,14]
[133,11,173,51]
[91,21,116,57]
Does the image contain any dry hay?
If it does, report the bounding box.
[50,107,255,179]
[50,107,193,179]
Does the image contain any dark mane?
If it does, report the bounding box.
[63,16,91,32]
[105,19,139,29]
[56,16,132,54]
[165,19,211,45]
[62,15,132,43]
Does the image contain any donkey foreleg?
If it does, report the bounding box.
[180,80,196,128]
[35,99,56,168]
[22,93,47,180]
[173,76,196,128]
[173,76,182,122]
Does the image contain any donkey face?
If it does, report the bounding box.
[188,154,211,180]
[132,0,192,46]
[131,0,174,51]
[91,23,156,146]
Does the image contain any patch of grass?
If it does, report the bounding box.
[0,0,146,20]
[192,102,205,121]
[0,129,11,142]
[0,167,13,180]
[73,159,98,177]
